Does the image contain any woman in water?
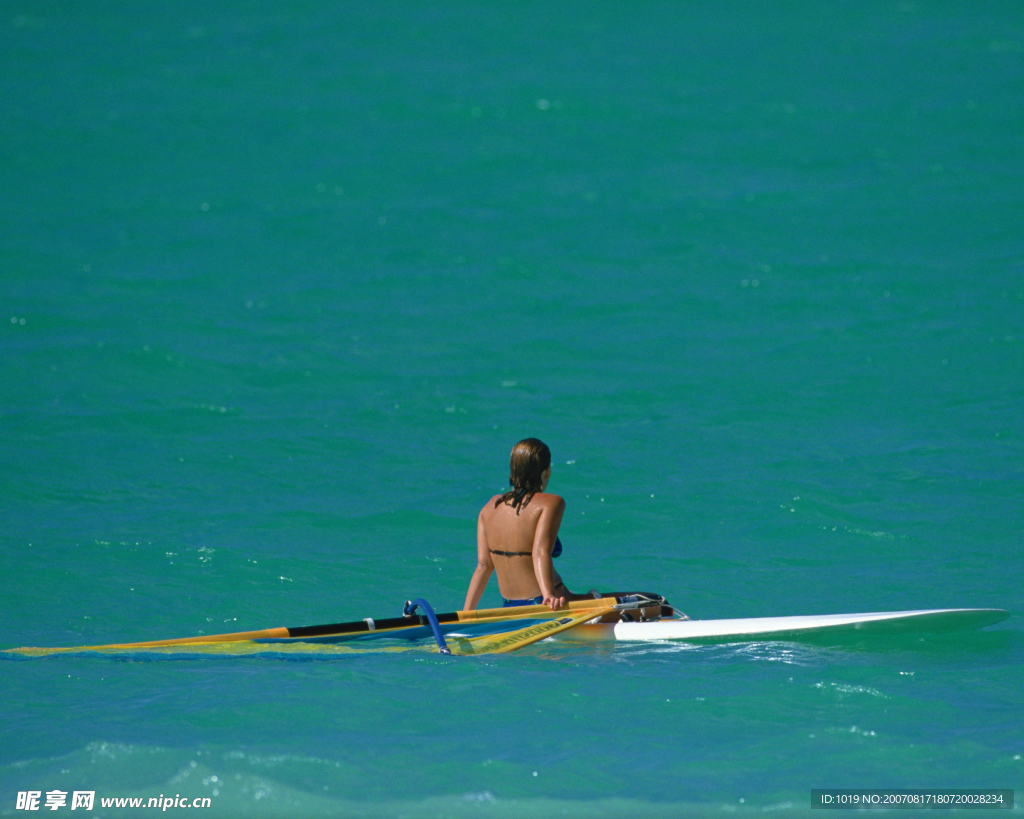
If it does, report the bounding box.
[463,438,666,618]
[463,438,582,611]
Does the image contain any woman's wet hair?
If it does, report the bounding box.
[497,438,551,513]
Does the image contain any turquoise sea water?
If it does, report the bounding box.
[2,2,1022,816]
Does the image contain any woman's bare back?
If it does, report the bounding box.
[473,492,567,604]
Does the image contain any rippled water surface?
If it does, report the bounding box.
[2,1,1022,816]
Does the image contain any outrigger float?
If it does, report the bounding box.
[3,595,1009,659]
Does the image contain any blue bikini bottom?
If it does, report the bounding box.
[502,595,544,607]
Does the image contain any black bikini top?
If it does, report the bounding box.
[490,536,562,559]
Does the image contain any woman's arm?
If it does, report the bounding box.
[463,508,495,611]
[463,562,492,611]
[532,496,567,610]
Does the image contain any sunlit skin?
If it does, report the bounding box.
[464,465,572,611]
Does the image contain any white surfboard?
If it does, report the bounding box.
[555,608,1009,643]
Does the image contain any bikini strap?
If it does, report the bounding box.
[489,539,562,559]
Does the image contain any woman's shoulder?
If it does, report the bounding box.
[479,492,564,517]
[532,491,566,510]
[479,494,505,517]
